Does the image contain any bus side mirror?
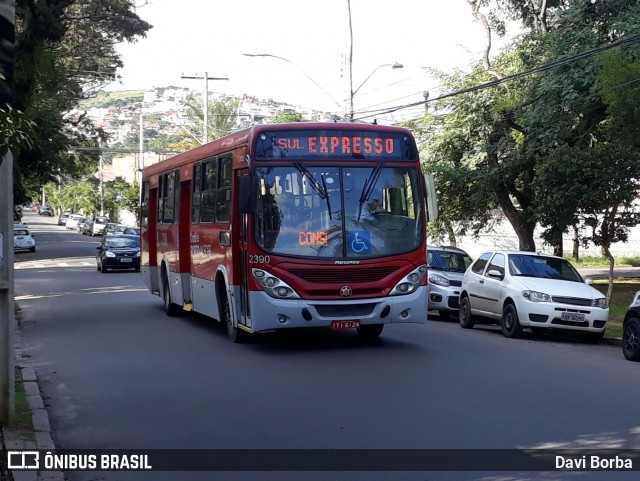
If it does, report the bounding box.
[424,173,438,221]
[239,175,255,214]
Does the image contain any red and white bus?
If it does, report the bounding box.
[140,122,438,342]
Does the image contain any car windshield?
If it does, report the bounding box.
[508,254,583,282]
[105,237,139,249]
[14,229,29,236]
[254,165,423,259]
[428,250,473,272]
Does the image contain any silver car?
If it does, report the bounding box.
[427,246,473,319]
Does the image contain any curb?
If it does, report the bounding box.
[3,328,64,481]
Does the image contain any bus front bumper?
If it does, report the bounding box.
[247,286,428,333]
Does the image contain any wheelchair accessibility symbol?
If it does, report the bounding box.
[348,231,371,254]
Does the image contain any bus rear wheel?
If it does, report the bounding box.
[162,275,179,317]
[357,324,384,339]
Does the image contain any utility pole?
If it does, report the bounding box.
[181,73,228,144]
[0,0,16,425]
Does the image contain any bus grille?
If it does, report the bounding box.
[289,267,398,284]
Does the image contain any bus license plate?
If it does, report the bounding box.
[330,320,360,330]
[120,258,132,263]
[561,312,585,322]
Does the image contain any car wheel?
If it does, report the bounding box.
[162,275,179,317]
[501,303,523,338]
[623,316,640,361]
[100,262,108,273]
[459,296,476,329]
[29,246,35,252]
[357,324,384,339]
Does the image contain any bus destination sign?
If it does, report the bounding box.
[254,130,415,161]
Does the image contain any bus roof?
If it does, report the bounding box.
[142,122,416,177]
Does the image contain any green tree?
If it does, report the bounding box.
[169,95,239,151]
[13,0,151,204]
[270,112,307,123]
[536,144,640,298]
[419,0,640,253]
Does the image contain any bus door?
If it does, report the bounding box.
[235,169,252,330]
[179,178,192,305]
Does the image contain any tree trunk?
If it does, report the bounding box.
[572,224,580,261]
[447,222,457,247]
[601,243,615,301]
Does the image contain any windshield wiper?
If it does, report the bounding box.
[294,162,332,220]
[357,163,383,221]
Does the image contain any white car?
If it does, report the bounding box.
[14,225,36,252]
[459,250,609,342]
[65,214,85,230]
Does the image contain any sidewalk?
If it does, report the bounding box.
[2,329,64,481]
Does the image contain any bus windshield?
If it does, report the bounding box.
[254,165,423,259]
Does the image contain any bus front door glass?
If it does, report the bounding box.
[255,166,422,259]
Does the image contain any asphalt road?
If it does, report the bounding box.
[13,211,640,481]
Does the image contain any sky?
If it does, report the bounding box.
[107,0,502,123]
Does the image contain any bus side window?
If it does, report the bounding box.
[192,163,201,224]
[162,170,177,223]
[141,180,150,228]
[215,156,232,223]
[200,158,217,223]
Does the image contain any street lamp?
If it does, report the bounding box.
[242,53,344,111]
[348,62,403,121]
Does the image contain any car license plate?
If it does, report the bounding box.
[120,258,132,263]
[330,320,360,330]
[561,312,585,322]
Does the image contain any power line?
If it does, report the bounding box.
[354,31,640,121]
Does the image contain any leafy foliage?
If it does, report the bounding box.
[12,0,151,204]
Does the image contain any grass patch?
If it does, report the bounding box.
[12,368,33,431]
[567,255,640,267]
[592,279,640,338]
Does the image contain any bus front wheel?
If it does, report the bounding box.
[222,292,247,343]
[162,275,179,317]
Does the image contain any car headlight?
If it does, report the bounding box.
[105,251,116,258]
[428,272,450,287]
[591,298,608,309]
[522,290,552,302]
[252,269,300,299]
[135,250,141,258]
[390,265,427,296]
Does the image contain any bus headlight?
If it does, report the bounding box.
[252,269,300,299]
[390,265,427,296]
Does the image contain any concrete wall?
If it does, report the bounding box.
[445,217,640,260]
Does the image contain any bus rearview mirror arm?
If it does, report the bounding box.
[424,173,438,222]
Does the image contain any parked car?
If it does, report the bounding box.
[427,246,473,319]
[14,225,36,252]
[622,291,640,361]
[101,222,120,237]
[81,219,93,235]
[123,227,140,236]
[76,219,88,233]
[89,216,110,236]
[459,250,609,342]
[65,214,85,230]
[39,205,53,216]
[96,234,141,273]
[57,213,70,225]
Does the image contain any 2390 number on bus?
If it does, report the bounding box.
[249,255,271,264]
